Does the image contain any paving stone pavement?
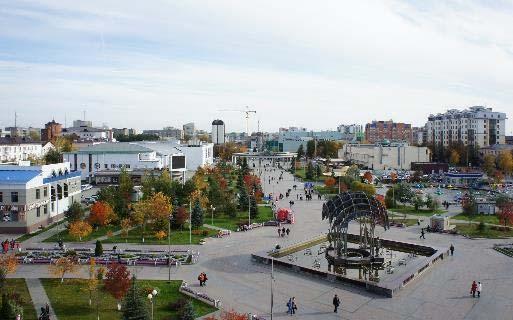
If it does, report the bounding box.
[26,278,58,320]
[10,161,513,319]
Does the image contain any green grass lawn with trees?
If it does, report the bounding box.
[451,213,501,225]
[16,221,65,243]
[41,279,217,320]
[455,223,513,239]
[102,223,217,245]
[209,206,274,231]
[42,225,121,243]
[4,279,38,320]
[388,205,446,216]
[294,168,327,182]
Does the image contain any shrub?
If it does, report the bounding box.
[202,230,209,236]
[477,221,486,232]
[169,298,187,311]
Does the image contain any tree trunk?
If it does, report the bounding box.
[117,301,121,311]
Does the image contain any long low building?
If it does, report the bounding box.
[338,142,431,170]
[63,142,187,182]
[63,141,213,182]
[0,162,81,233]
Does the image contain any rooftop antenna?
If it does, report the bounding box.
[14,112,17,129]
[83,110,86,121]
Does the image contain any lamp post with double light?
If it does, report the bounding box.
[147,288,158,320]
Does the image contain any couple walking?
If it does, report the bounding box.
[470,281,482,298]
[286,297,297,315]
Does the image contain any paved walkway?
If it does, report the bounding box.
[26,278,58,320]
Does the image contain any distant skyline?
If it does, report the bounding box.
[1,1,513,134]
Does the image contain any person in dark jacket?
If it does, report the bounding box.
[333,294,340,313]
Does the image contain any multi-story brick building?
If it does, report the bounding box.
[426,106,506,148]
[365,120,413,143]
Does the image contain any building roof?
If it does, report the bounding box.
[212,119,224,125]
[0,170,40,183]
[70,143,154,154]
[480,144,513,151]
[0,137,42,145]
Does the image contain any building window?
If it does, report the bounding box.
[36,207,40,217]
[0,192,2,202]
[43,205,48,215]
[111,164,116,168]
[43,187,48,197]
[11,192,18,203]
[51,202,54,212]
[36,189,40,200]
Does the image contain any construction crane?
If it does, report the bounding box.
[218,106,257,136]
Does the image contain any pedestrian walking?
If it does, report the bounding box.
[286,228,290,236]
[287,298,293,314]
[470,280,477,298]
[478,281,482,298]
[450,244,454,256]
[420,228,425,239]
[281,227,286,237]
[278,228,281,237]
[333,294,340,313]
[291,297,297,314]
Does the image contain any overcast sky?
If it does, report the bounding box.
[1,0,512,134]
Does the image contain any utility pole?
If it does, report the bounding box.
[168,213,172,282]
[189,200,192,245]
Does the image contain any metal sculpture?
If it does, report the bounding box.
[322,191,389,276]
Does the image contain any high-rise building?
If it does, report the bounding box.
[41,120,62,142]
[365,120,413,143]
[211,120,225,145]
[183,122,195,137]
[426,106,506,147]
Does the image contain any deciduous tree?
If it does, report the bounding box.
[482,154,496,177]
[499,202,513,226]
[89,201,116,227]
[363,171,373,184]
[65,201,84,222]
[68,220,93,241]
[104,263,131,310]
[498,151,513,175]
[324,177,336,188]
[449,150,460,166]
[49,257,78,283]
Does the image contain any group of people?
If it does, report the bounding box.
[470,281,483,298]
[198,272,208,286]
[277,227,290,237]
[286,297,298,315]
[38,303,50,320]
[2,239,19,253]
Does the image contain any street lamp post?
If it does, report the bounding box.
[248,191,252,227]
[210,205,216,226]
[189,200,192,245]
[168,213,172,282]
[147,289,158,320]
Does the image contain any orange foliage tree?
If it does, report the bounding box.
[499,202,513,226]
[324,177,336,188]
[363,171,373,184]
[49,257,78,283]
[68,220,93,241]
[0,254,18,275]
[89,201,116,227]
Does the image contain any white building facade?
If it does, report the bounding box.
[0,138,51,163]
[426,106,507,148]
[339,143,431,170]
[0,162,81,233]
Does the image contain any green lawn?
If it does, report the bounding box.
[455,223,513,239]
[102,224,217,245]
[43,225,121,243]
[294,168,327,182]
[209,206,274,231]
[41,279,217,320]
[314,185,338,195]
[16,221,65,242]
[452,213,501,225]
[388,206,446,217]
[4,279,38,320]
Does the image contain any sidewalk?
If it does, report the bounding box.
[26,278,58,320]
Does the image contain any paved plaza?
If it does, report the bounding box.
[10,162,513,319]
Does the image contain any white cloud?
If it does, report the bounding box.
[0,0,512,133]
